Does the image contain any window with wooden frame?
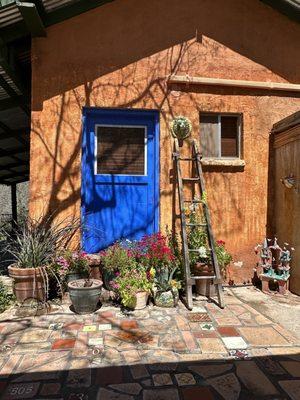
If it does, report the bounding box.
[95,125,147,175]
[199,113,242,158]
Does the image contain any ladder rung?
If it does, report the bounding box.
[179,157,196,161]
[182,177,200,182]
[186,223,207,227]
[183,200,203,204]
[188,248,212,252]
[191,275,216,280]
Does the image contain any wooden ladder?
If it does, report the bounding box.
[173,138,225,310]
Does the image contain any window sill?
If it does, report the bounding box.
[201,158,245,167]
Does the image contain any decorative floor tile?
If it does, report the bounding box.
[49,322,64,330]
[280,361,300,377]
[189,364,233,378]
[257,357,286,375]
[187,313,211,323]
[193,330,218,339]
[217,326,240,337]
[109,383,142,395]
[222,336,248,349]
[82,325,97,332]
[152,373,173,386]
[207,373,241,400]
[239,327,289,346]
[175,373,196,386]
[19,329,50,343]
[88,338,103,346]
[279,380,300,400]
[200,323,215,331]
[51,338,76,350]
[98,323,112,331]
[97,388,133,400]
[180,387,214,400]
[199,338,226,353]
[236,360,279,396]
[130,364,149,379]
[2,382,40,399]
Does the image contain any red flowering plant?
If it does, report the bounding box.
[136,233,176,280]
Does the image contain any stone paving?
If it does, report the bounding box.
[0,288,299,399]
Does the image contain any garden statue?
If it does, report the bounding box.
[255,237,295,294]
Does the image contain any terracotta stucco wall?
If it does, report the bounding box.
[30,0,300,282]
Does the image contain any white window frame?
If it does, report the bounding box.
[200,113,242,159]
[94,124,148,176]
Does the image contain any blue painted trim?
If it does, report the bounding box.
[81,107,160,249]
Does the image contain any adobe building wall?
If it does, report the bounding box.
[29,0,300,283]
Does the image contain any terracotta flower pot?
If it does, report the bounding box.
[192,262,215,296]
[8,265,47,302]
[126,291,149,310]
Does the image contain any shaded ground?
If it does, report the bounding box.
[0,288,299,399]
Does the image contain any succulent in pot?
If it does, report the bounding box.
[171,116,192,141]
[2,216,79,303]
[153,266,181,308]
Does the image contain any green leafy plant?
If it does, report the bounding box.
[99,243,136,273]
[114,266,153,309]
[0,282,14,313]
[187,210,209,266]
[215,240,232,279]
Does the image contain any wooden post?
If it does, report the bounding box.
[11,183,17,229]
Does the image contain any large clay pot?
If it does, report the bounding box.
[192,262,214,276]
[154,288,179,308]
[68,279,102,314]
[8,265,47,302]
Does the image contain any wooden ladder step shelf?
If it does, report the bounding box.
[173,138,225,310]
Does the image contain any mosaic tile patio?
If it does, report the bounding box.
[0,288,299,399]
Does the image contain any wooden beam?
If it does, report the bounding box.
[11,182,17,227]
[16,1,46,37]
[0,159,28,169]
[168,75,300,93]
[0,169,29,180]
[0,127,30,141]
[0,145,28,158]
[0,95,28,111]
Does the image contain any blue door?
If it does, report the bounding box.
[82,108,159,253]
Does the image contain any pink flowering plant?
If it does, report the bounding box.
[51,250,90,282]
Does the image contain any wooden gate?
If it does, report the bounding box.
[271,111,300,295]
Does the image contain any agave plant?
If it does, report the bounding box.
[154,265,181,293]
